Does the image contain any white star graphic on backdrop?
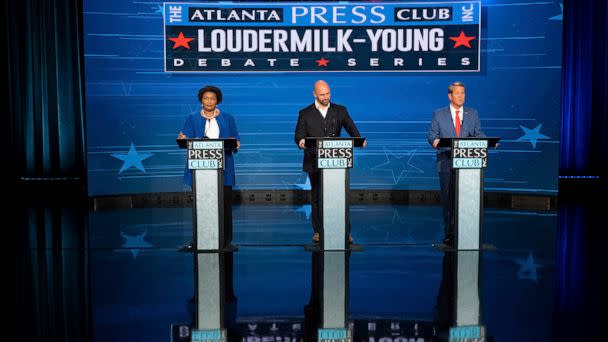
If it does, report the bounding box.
[295,204,312,220]
[392,209,406,225]
[364,208,416,243]
[516,124,550,149]
[120,81,132,96]
[294,176,311,190]
[514,252,543,282]
[120,231,153,259]
[372,149,424,184]
[111,143,153,173]
[549,3,563,20]
[390,209,419,243]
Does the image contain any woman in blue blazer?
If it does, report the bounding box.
[178,85,241,248]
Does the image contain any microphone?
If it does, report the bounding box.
[331,116,338,137]
[203,119,211,139]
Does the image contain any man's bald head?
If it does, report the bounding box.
[313,80,331,107]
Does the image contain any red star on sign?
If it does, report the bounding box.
[316,57,330,67]
[169,32,194,49]
[449,31,476,48]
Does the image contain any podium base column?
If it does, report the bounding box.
[321,169,347,251]
[455,168,482,250]
[194,169,223,251]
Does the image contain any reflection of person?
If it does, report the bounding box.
[294,80,365,243]
[433,251,455,342]
[428,82,485,246]
[303,251,321,342]
[178,85,240,248]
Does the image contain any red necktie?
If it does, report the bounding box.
[455,109,461,137]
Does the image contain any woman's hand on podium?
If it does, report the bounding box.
[231,138,241,149]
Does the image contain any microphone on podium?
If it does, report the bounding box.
[203,119,211,139]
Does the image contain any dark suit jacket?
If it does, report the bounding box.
[428,106,485,173]
[294,103,361,172]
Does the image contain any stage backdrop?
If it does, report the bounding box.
[83,0,562,196]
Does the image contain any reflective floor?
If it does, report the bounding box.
[16,195,604,342]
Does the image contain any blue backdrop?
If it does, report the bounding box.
[83,0,562,196]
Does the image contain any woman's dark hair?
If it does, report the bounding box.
[197,85,222,104]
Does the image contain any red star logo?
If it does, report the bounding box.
[449,31,476,48]
[316,57,330,67]
[169,32,194,49]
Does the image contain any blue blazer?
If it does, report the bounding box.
[428,106,485,172]
[181,112,240,187]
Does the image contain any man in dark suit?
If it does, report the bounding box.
[428,82,485,246]
[294,80,365,243]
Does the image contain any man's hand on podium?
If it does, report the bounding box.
[432,138,440,148]
[362,139,367,148]
[177,132,187,140]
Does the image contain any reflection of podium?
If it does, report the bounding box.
[305,251,351,341]
[436,251,488,341]
[305,137,365,251]
[177,138,237,251]
[438,137,500,250]
[170,252,237,341]
[192,252,236,342]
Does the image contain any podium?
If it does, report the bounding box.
[305,137,365,251]
[177,138,238,251]
[438,137,500,250]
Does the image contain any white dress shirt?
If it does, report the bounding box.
[204,117,220,138]
[315,100,330,118]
